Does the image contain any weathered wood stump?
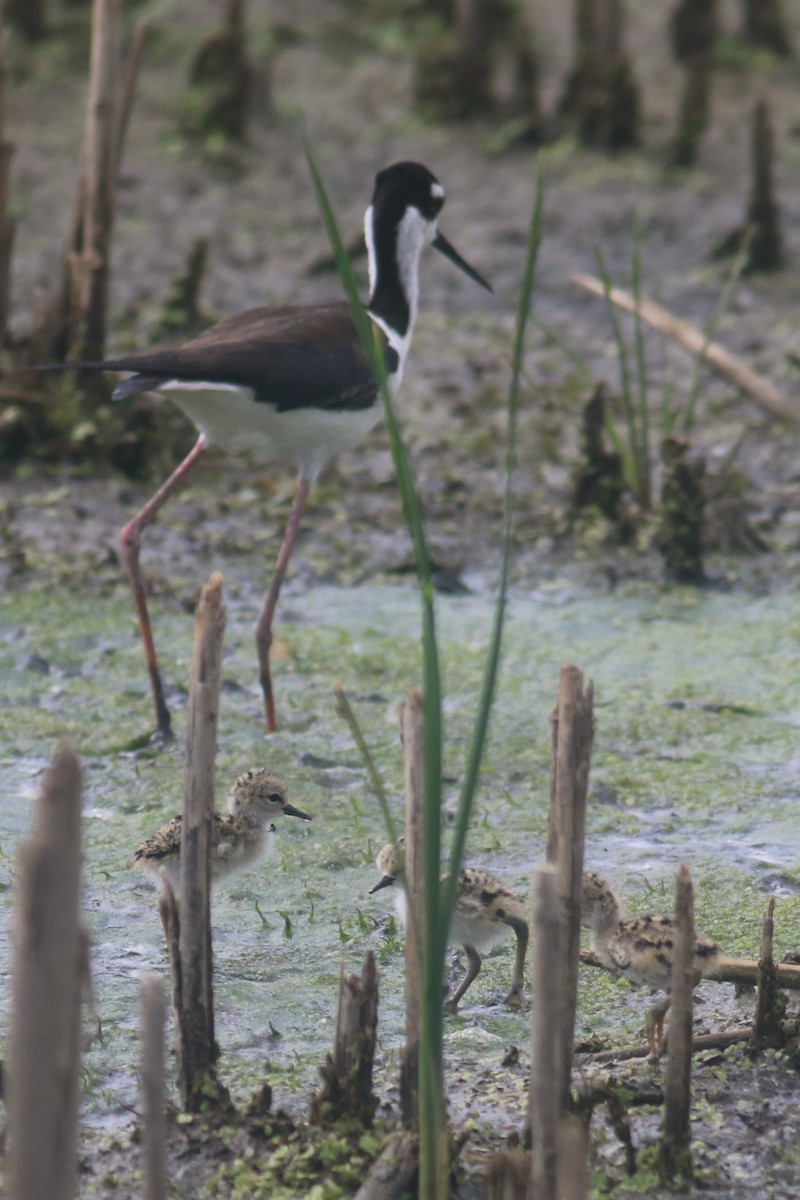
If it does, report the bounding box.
[310,952,379,1127]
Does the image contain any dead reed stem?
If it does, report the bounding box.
[69,0,122,365]
[659,864,695,1184]
[0,27,16,344]
[546,665,594,1113]
[158,872,182,1041]
[179,572,226,1108]
[32,2,145,364]
[140,973,167,1200]
[754,897,783,1044]
[570,272,798,425]
[399,688,424,1126]
[8,743,84,1200]
[530,863,560,1197]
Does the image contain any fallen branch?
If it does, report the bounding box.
[580,948,800,989]
[570,272,798,425]
[581,1027,752,1064]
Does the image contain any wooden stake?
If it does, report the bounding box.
[486,1148,531,1200]
[545,665,594,1114]
[0,28,16,346]
[179,572,226,1109]
[8,743,84,1200]
[399,689,424,1126]
[753,897,784,1045]
[310,952,379,1127]
[658,864,695,1185]
[140,973,167,1200]
[570,272,798,425]
[69,0,123,366]
[158,872,184,1080]
[352,1129,420,1200]
[29,6,146,365]
[558,1117,589,1200]
[530,863,560,1198]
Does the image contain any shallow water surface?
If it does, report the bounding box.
[1,579,799,1122]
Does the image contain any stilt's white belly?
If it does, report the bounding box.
[161,382,383,480]
[448,909,510,953]
[393,888,509,952]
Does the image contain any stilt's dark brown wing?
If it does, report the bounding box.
[91,302,394,413]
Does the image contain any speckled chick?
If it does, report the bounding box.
[134,768,310,889]
[370,840,529,1011]
[581,871,723,1059]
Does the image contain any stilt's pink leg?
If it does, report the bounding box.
[119,434,208,740]
[255,476,311,733]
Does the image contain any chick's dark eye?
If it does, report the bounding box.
[268,793,284,804]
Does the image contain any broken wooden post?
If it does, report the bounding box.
[753,896,784,1045]
[486,1148,531,1200]
[158,873,183,1053]
[558,1117,590,1200]
[353,1130,420,1200]
[28,6,146,367]
[657,436,706,584]
[559,0,640,150]
[69,0,123,370]
[545,665,594,1114]
[311,951,379,1127]
[658,864,695,1186]
[8,743,84,1200]
[179,571,226,1110]
[140,973,167,1200]
[530,863,560,1197]
[745,97,783,273]
[669,0,717,167]
[0,27,16,347]
[399,688,424,1126]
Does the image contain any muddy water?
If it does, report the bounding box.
[1,578,799,1127]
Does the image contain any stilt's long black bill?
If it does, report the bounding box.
[369,875,395,895]
[283,801,313,821]
[433,231,493,293]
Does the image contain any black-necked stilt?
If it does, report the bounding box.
[133,767,311,888]
[581,871,723,1059]
[72,161,492,739]
[370,840,529,1010]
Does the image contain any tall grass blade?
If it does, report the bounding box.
[302,136,445,1199]
[333,684,397,848]
[442,166,546,927]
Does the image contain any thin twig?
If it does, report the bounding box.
[333,684,396,844]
